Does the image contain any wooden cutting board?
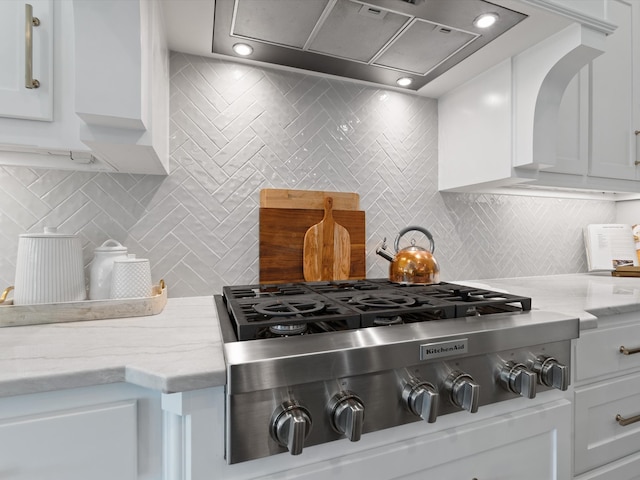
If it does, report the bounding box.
[259,190,365,284]
[303,197,351,281]
[260,188,359,210]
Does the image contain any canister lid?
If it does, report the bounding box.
[94,239,127,253]
[113,254,149,264]
[19,226,78,238]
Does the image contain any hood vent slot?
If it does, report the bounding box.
[214,0,528,90]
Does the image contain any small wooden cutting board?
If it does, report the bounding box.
[303,197,351,281]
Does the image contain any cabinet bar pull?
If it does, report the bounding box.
[616,413,640,426]
[619,345,640,355]
[25,3,40,89]
[636,131,640,166]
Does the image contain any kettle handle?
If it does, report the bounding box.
[394,226,435,254]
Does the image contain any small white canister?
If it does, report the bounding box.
[14,227,86,305]
[110,254,152,299]
[89,239,128,300]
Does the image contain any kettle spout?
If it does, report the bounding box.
[376,238,394,262]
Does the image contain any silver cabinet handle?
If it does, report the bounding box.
[25,3,40,89]
[616,413,640,426]
[619,345,640,355]
[635,130,640,166]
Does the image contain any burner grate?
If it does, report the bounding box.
[222,283,311,299]
[224,293,361,341]
[398,284,532,317]
[325,289,457,327]
[221,279,532,340]
[304,279,382,294]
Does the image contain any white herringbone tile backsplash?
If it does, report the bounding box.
[0,53,615,297]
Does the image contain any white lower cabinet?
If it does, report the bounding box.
[573,312,640,479]
[574,372,640,475]
[250,400,571,480]
[162,387,570,480]
[398,429,555,480]
[0,383,162,480]
[0,400,137,480]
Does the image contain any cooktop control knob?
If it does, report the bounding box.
[402,379,439,423]
[531,355,569,391]
[270,400,312,455]
[444,371,480,413]
[328,391,364,442]
[499,361,537,398]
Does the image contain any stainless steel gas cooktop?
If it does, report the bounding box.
[215,279,578,464]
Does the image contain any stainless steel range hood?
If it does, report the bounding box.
[212,0,528,90]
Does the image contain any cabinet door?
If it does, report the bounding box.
[589,0,640,180]
[0,400,137,480]
[398,428,555,480]
[0,0,53,121]
[574,371,640,475]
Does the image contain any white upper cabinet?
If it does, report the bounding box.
[589,0,640,181]
[0,0,53,121]
[438,0,640,199]
[0,0,169,175]
[553,0,640,183]
[73,0,169,175]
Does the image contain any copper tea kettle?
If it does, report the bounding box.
[376,226,440,285]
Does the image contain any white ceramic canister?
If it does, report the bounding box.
[110,254,152,299]
[89,239,128,300]
[13,227,86,305]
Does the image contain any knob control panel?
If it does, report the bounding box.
[499,361,537,398]
[531,355,569,391]
[270,400,312,455]
[444,371,480,413]
[402,379,439,423]
[328,391,364,442]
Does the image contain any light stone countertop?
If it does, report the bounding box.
[476,272,640,329]
[2,273,640,399]
[0,296,225,399]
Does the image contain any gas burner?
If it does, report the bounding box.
[349,293,416,308]
[269,323,308,336]
[373,316,404,326]
[254,299,326,317]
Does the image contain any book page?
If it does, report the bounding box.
[584,224,638,271]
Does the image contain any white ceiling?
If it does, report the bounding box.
[158,0,572,98]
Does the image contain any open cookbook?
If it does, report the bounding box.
[584,224,640,273]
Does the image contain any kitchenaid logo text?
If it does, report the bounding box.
[420,339,468,360]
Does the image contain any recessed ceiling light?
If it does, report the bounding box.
[396,77,413,87]
[232,43,253,56]
[473,12,499,29]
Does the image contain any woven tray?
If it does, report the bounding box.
[0,280,167,327]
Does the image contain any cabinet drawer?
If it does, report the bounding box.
[575,321,640,382]
[575,371,640,475]
[0,400,137,480]
[576,450,640,480]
